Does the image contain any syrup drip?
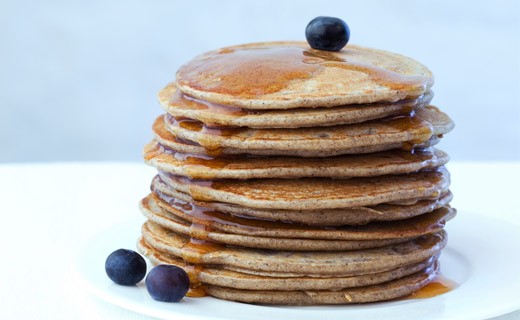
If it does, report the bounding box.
[152,115,202,148]
[412,232,444,250]
[179,224,223,297]
[164,114,245,156]
[379,111,434,149]
[153,142,230,170]
[169,88,257,117]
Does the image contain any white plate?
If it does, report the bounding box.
[74,212,520,320]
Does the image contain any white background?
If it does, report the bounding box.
[1,0,519,162]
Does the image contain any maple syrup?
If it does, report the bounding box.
[169,88,257,117]
[177,44,429,99]
[179,233,223,298]
[409,273,457,299]
[164,114,245,155]
[155,142,230,170]
[302,49,426,91]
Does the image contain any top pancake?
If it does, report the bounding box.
[175,41,433,109]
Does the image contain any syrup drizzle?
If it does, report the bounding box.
[178,45,429,99]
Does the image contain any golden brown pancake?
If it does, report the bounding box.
[145,140,449,179]
[202,266,437,305]
[152,114,442,157]
[138,237,439,292]
[160,83,434,128]
[162,106,453,157]
[139,193,455,250]
[155,166,450,210]
[140,221,446,276]
[176,41,433,109]
[151,178,453,225]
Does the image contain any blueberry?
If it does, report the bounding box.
[105,249,147,286]
[305,16,350,51]
[145,265,190,302]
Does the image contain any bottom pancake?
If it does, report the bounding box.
[138,236,439,304]
[204,264,437,305]
[138,237,438,291]
[140,221,446,276]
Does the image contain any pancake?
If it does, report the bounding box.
[176,41,434,109]
[162,105,453,156]
[153,114,441,157]
[152,178,453,225]
[203,265,437,305]
[145,140,449,179]
[137,237,438,291]
[139,194,455,250]
[140,39,456,304]
[160,83,434,128]
[155,166,450,210]
[140,196,417,251]
[141,221,446,276]
[145,193,455,241]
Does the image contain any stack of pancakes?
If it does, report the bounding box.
[137,41,455,305]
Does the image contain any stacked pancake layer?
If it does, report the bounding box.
[138,41,455,305]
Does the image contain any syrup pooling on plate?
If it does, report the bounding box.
[408,273,458,299]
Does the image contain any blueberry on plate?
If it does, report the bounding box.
[146,265,190,302]
[305,16,350,51]
[105,249,147,286]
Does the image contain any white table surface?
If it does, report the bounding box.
[0,162,519,320]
